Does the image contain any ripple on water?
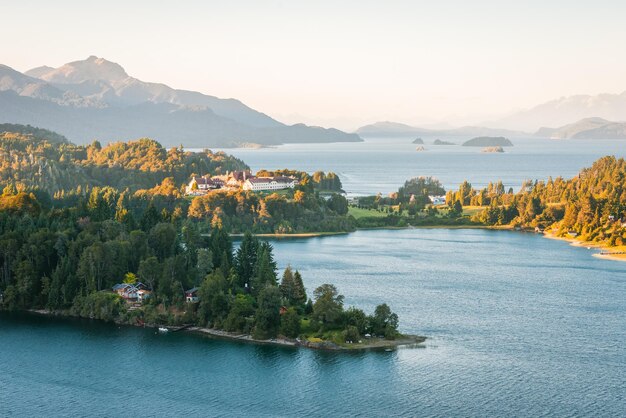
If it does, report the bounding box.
[1,229,625,416]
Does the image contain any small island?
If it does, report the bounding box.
[415,146,427,151]
[412,137,424,144]
[481,146,504,153]
[433,139,456,145]
[462,136,513,147]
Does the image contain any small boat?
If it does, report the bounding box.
[158,327,169,333]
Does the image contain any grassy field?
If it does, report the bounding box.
[348,206,389,219]
[462,205,485,216]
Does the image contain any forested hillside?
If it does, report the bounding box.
[0,127,247,193]
[447,156,626,245]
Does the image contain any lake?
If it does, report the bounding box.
[2,229,625,417]
[206,136,626,195]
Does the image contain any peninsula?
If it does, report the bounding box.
[0,124,417,350]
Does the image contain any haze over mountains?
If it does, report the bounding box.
[357,90,626,140]
[357,117,626,140]
[357,89,626,140]
[487,92,626,132]
[2,56,626,145]
[536,117,626,139]
[356,121,529,138]
[0,56,361,147]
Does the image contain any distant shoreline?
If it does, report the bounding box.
[238,225,625,263]
[230,231,349,238]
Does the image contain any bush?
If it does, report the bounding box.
[280,307,301,338]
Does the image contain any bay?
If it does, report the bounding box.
[1,229,625,417]
[206,137,626,195]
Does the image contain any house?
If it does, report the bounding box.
[185,170,255,195]
[186,175,223,195]
[137,289,151,303]
[113,283,133,298]
[347,196,359,205]
[242,176,297,192]
[185,287,199,303]
[429,195,446,206]
[112,282,149,302]
[122,286,138,301]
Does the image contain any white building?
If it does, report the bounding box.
[185,176,223,195]
[243,176,297,192]
[429,195,446,206]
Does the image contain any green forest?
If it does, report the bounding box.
[0,125,354,234]
[0,124,400,346]
[449,156,626,245]
[351,157,626,248]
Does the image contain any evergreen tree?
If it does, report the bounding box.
[254,285,282,339]
[140,203,161,231]
[234,232,259,289]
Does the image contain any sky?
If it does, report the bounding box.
[2,0,625,130]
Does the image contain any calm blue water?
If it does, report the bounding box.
[2,229,625,417]
[206,137,626,195]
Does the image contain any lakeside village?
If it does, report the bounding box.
[184,169,448,208]
[185,170,297,195]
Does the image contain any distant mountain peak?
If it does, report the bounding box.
[27,56,129,84]
[1,57,362,147]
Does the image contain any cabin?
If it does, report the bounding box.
[279,306,288,315]
[242,176,296,192]
[137,289,151,303]
[185,287,199,303]
[113,283,135,299]
[112,282,149,302]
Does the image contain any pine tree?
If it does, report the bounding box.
[292,270,307,306]
[234,232,259,289]
[279,266,295,302]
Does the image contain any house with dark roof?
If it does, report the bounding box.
[112,282,150,302]
[185,287,200,303]
[186,175,223,195]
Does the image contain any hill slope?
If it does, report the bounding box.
[535,117,626,139]
[0,57,361,147]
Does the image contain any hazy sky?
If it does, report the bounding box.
[2,0,625,130]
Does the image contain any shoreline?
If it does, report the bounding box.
[22,309,426,352]
[187,326,426,351]
[238,224,625,264]
[230,231,349,238]
[543,231,626,263]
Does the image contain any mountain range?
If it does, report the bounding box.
[355,121,528,138]
[487,92,626,132]
[0,56,361,147]
[535,117,626,139]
